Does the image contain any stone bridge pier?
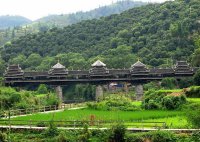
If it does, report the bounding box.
[55,86,63,103]
[95,85,104,101]
[135,84,144,100]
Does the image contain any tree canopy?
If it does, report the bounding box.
[0,0,200,75]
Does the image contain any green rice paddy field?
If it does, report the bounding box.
[3,109,186,128]
[1,98,199,128]
[11,109,183,121]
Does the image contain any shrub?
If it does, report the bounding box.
[78,123,91,142]
[161,77,177,89]
[163,96,175,110]
[37,84,48,94]
[87,96,140,111]
[126,131,177,142]
[0,132,7,142]
[186,109,200,128]
[44,120,59,137]
[46,93,60,106]
[15,101,30,109]
[143,90,186,110]
[56,131,68,142]
[178,77,194,88]
[185,86,200,97]
[109,123,126,142]
[36,121,46,127]
[146,99,160,110]
[190,131,200,142]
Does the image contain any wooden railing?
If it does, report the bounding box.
[1,103,85,117]
[0,119,166,129]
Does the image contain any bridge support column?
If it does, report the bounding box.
[124,82,129,94]
[56,86,63,103]
[95,85,103,101]
[135,84,143,100]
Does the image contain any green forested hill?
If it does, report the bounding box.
[0,16,31,29]
[36,1,146,27]
[0,0,146,48]
[1,0,200,75]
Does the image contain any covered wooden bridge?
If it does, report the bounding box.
[3,60,199,101]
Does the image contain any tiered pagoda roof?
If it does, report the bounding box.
[174,61,193,75]
[4,64,24,79]
[130,60,149,75]
[89,60,109,76]
[48,62,68,77]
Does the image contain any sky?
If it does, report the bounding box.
[0,0,168,21]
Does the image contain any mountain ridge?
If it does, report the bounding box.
[0,15,31,29]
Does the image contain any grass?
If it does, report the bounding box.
[4,108,184,127]
[187,98,200,103]
[143,116,189,129]
[132,101,142,107]
[158,89,182,93]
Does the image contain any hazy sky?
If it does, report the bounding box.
[0,0,168,20]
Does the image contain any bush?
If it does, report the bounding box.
[161,77,177,89]
[190,131,200,142]
[146,99,160,110]
[46,93,60,106]
[44,120,59,137]
[186,109,200,128]
[163,96,176,110]
[37,84,48,94]
[56,131,68,142]
[126,131,177,142]
[185,86,200,97]
[178,77,194,88]
[0,132,7,142]
[36,121,46,127]
[109,123,126,142]
[87,96,140,111]
[78,123,91,142]
[143,90,186,110]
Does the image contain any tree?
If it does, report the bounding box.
[9,54,26,68]
[192,48,200,67]
[25,53,42,70]
[37,84,48,94]
[194,69,200,85]
[109,123,126,142]
[161,77,177,89]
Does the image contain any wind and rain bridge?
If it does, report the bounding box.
[3,60,199,101]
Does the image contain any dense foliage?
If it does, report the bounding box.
[161,77,178,89]
[63,84,96,101]
[87,96,140,111]
[4,128,200,142]
[185,86,200,97]
[0,0,200,75]
[142,90,187,110]
[0,86,59,111]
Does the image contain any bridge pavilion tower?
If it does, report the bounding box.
[174,61,193,76]
[130,60,149,100]
[89,60,109,101]
[4,64,24,80]
[48,62,68,103]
